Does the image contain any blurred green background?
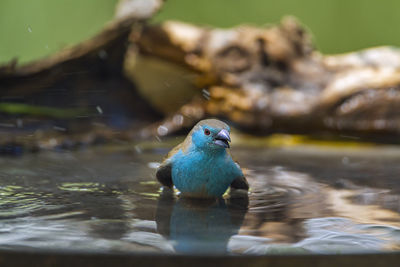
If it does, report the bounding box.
[1,0,400,64]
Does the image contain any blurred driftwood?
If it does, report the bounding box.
[135,18,400,141]
[0,0,164,152]
[2,1,400,152]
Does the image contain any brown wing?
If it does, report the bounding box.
[156,162,173,188]
[156,141,185,189]
[230,176,249,190]
[156,137,191,188]
[228,154,249,191]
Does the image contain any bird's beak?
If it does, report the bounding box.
[214,129,231,148]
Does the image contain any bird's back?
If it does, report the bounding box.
[171,149,242,197]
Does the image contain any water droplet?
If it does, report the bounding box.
[134,145,142,153]
[27,26,32,33]
[53,126,66,132]
[202,88,210,100]
[147,162,160,169]
[16,119,23,128]
[157,125,168,136]
[172,114,184,125]
[96,106,103,114]
[98,49,107,59]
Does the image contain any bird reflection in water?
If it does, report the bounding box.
[155,190,248,254]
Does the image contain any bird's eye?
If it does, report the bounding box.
[204,128,210,135]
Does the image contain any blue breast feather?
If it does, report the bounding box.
[169,147,243,197]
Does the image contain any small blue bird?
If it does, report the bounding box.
[156,119,248,198]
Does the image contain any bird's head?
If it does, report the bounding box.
[188,119,231,151]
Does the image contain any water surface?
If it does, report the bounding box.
[0,140,399,255]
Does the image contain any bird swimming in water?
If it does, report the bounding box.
[156,119,248,198]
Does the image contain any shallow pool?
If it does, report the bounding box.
[0,140,399,255]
